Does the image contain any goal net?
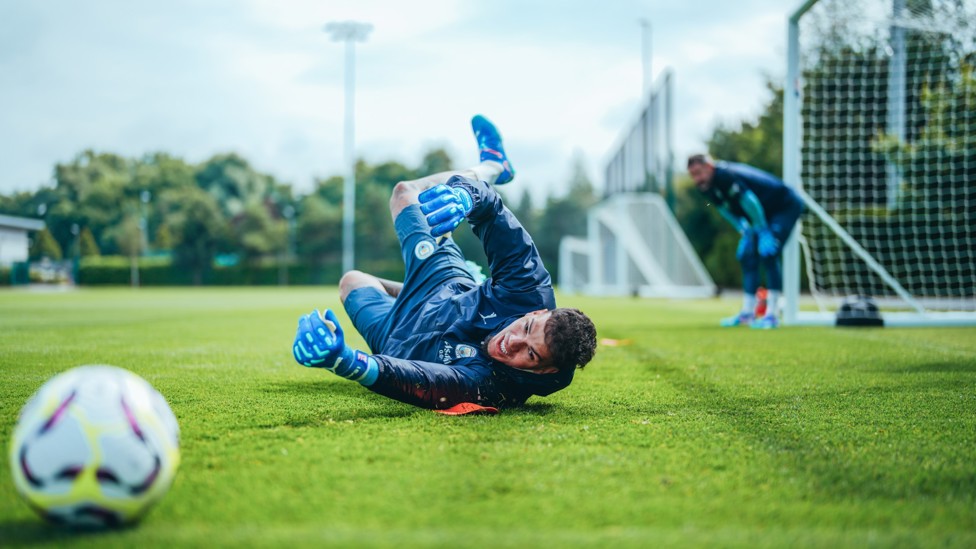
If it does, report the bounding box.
[784,0,976,326]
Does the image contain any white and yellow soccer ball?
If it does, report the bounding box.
[9,365,180,527]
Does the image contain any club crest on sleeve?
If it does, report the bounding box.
[455,344,476,359]
[414,240,435,260]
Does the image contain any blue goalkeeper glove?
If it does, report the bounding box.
[418,184,473,237]
[736,228,756,260]
[292,309,378,385]
[757,228,780,257]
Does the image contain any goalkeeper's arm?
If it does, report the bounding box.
[293,310,504,409]
[735,190,781,257]
[367,355,505,410]
[717,205,749,234]
[737,189,768,230]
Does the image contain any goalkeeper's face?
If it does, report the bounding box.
[485,310,557,374]
[689,162,714,191]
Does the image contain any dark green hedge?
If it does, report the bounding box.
[0,263,31,286]
[76,257,407,286]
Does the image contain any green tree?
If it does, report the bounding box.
[296,194,341,283]
[355,160,409,278]
[707,80,784,177]
[416,149,453,178]
[234,201,283,268]
[105,214,143,286]
[511,189,537,237]
[49,151,133,254]
[132,153,196,196]
[0,189,50,219]
[535,156,597,284]
[30,228,62,261]
[312,175,344,206]
[78,227,101,257]
[154,224,174,251]
[170,188,227,285]
[132,153,197,251]
[196,153,275,219]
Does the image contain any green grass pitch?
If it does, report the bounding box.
[1,288,974,547]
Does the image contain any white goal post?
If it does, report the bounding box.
[783,0,976,326]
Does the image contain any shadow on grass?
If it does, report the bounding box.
[881,360,976,374]
[259,380,566,421]
[0,519,138,545]
[260,379,373,397]
[258,380,443,422]
[506,402,559,416]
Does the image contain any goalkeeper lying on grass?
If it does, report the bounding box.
[292,115,596,414]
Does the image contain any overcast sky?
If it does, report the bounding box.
[0,0,795,202]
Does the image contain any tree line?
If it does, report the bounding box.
[1,87,799,289]
[0,148,608,286]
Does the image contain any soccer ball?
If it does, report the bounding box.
[8,365,180,527]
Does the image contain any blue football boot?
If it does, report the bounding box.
[471,114,515,185]
[751,315,780,330]
[720,312,754,327]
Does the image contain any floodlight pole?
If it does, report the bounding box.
[639,18,654,197]
[324,20,372,275]
[640,19,652,95]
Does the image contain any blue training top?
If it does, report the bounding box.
[366,177,574,410]
[703,161,801,219]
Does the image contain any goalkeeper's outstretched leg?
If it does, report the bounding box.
[389,114,513,221]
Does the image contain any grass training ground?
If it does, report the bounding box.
[1,288,974,547]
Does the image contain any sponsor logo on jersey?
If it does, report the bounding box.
[414,240,435,260]
[437,340,455,364]
[478,311,497,324]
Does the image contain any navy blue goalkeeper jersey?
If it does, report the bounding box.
[364,177,575,410]
[704,161,801,220]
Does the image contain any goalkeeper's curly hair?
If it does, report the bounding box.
[544,308,597,371]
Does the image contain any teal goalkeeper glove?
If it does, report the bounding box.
[418,184,473,237]
[757,228,780,257]
[736,228,756,260]
[292,309,378,385]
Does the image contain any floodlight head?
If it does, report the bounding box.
[323,21,373,42]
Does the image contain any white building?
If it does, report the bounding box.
[0,214,45,266]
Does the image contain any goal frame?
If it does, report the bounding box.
[782,0,976,327]
[558,193,716,298]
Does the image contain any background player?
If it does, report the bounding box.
[292,115,597,412]
[687,154,804,329]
